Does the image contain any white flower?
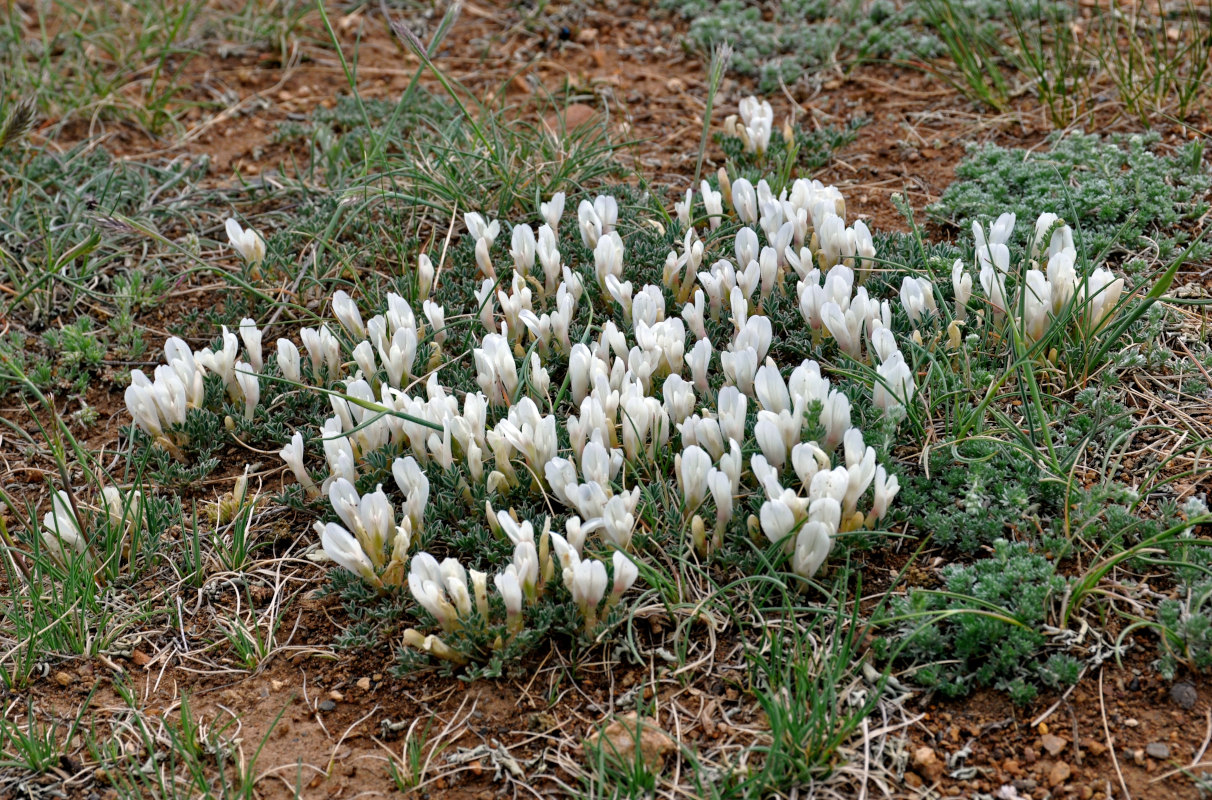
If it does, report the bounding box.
[707,468,732,535]
[738,96,773,156]
[686,337,712,393]
[700,180,723,230]
[899,276,935,326]
[610,551,638,602]
[819,390,850,451]
[791,441,830,492]
[675,188,693,230]
[594,231,625,290]
[541,192,566,232]
[465,212,500,247]
[125,377,164,438]
[276,338,301,383]
[1022,269,1051,343]
[238,318,263,373]
[423,300,446,345]
[280,431,319,497]
[760,497,797,549]
[869,465,900,524]
[495,568,524,630]
[578,200,603,249]
[352,340,376,383]
[874,352,915,415]
[754,360,790,413]
[951,260,973,322]
[225,218,266,268]
[601,494,635,551]
[569,557,609,624]
[409,552,459,630]
[1047,248,1078,316]
[537,225,562,293]
[511,224,536,276]
[513,540,540,598]
[677,445,712,513]
[42,489,87,565]
[721,346,758,396]
[417,254,435,298]
[1079,267,1125,333]
[392,456,429,530]
[731,178,757,224]
[320,521,382,587]
[234,361,259,421]
[792,521,832,578]
[332,290,366,340]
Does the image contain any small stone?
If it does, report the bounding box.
[585,712,675,772]
[1146,742,1170,759]
[356,677,371,691]
[318,699,336,712]
[542,104,599,141]
[904,771,923,788]
[1171,682,1198,709]
[271,679,285,691]
[1042,734,1067,756]
[913,746,944,783]
[54,671,74,687]
[1082,737,1106,756]
[1049,761,1072,787]
[131,649,152,667]
[1132,749,1146,766]
[327,690,344,702]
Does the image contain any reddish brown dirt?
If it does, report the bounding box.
[5,1,1212,798]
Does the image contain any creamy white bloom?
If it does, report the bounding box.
[677,445,712,513]
[611,551,638,601]
[952,260,973,322]
[238,318,263,373]
[495,568,524,630]
[225,218,266,268]
[234,361,259,420]
[465,212,500,247]
[874,351,915,415]
[332,290,366,340]
[541,192,566,232]
[320,521,382,587]
[700,180,723,230]
[276,338,301,383]
[731,178,757,224]
[42,489,86,565]
[569,557,609,622]
[280,431,319,497]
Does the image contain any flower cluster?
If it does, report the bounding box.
[124,98,1135,668]
[950,212,1125,345]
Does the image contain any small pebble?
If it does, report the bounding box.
[1171,682,1198,709]
[1146,742,1171,759]
[318,699,336,712]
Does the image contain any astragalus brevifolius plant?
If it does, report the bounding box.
[119,96,1145,674]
